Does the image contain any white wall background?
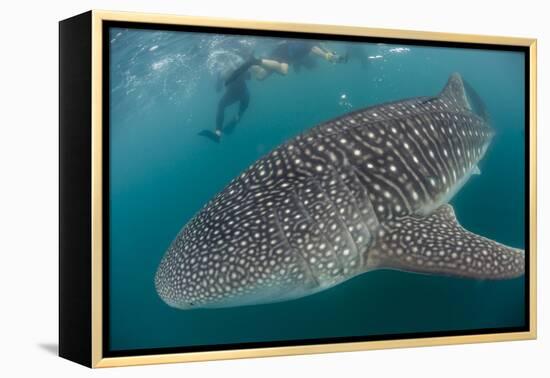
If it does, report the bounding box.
[0,0,546,376]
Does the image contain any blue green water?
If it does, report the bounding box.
[108,27,526,352]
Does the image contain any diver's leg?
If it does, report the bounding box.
[197,100,225,143]
[217,87,241,130]
[198,92,231,143]
[237,89,250,121]
[215,71,224,93]
[250,59,289,81]
[259,59,289,75]
[215,96,227,135]
[222,89,249,136]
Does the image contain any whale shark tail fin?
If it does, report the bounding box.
[367,204,524,280]
[439,73,471,110]
[440,73,490,122]
[463,78,491,123]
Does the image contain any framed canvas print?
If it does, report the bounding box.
[59,10,537,368]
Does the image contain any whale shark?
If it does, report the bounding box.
[155,73,524,310]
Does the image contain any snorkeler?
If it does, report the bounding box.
[198,57,289,143]
[342,43,369,69]
[285,40,343,65]
[268,40,345,72]
[200,40,344,143]
[224,40,344,86]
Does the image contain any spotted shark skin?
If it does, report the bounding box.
[155,73,525,309]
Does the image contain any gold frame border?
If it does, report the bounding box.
[90,9,537,368]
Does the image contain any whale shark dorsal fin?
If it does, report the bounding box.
[367,204,524,279]
[439,73,471,110]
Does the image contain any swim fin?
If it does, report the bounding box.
[198,130,221,143]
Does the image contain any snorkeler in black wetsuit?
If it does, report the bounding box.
[270,40,318,71]
[199,54,289,143]
[268,40,345,72]
[224,40,344,86]
[200,40,343,143]
[198,66,252,143]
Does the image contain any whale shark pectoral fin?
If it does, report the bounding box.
[439,73,471,111]
[367,204,524,280]
[472,165,481,175]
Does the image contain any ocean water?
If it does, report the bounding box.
[108,27,526,352]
